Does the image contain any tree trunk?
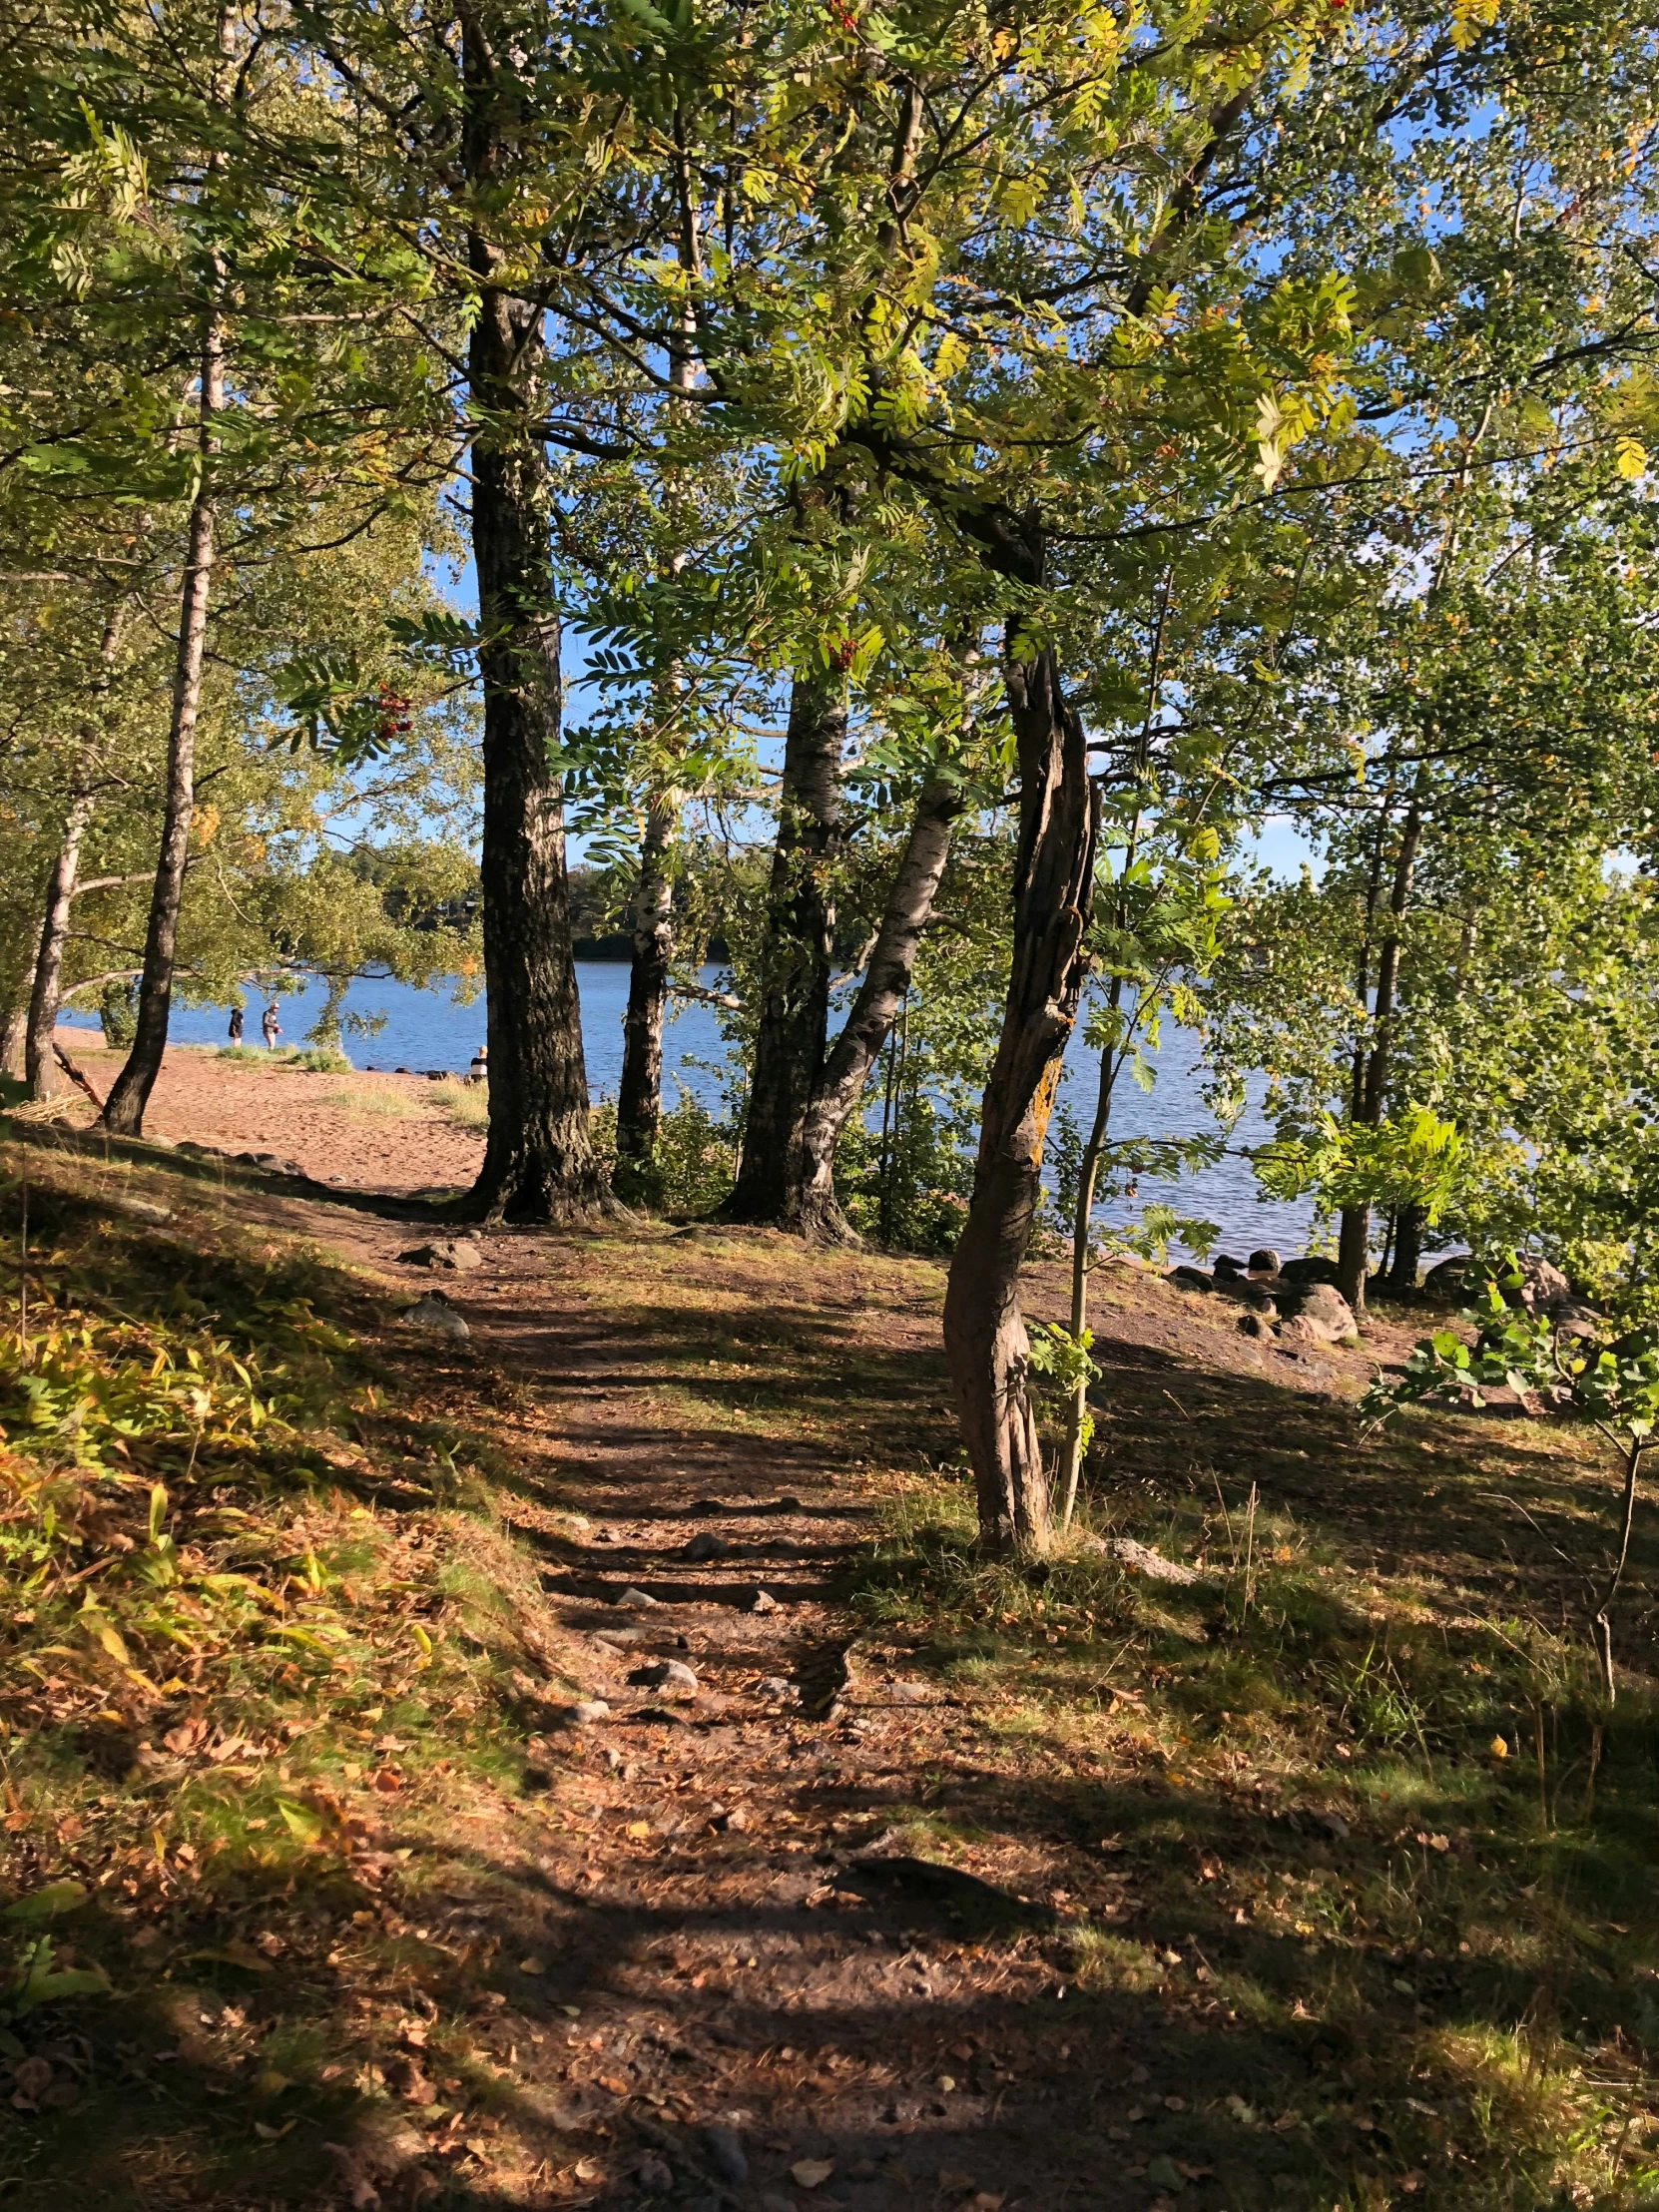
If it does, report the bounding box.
[721,668,846,1221]
[1387,1201,1424,1292]
[616,142,698,1212]
[1336,1204,1371,1313]
[26,598,126,1102]
[942,619,1099,1556]
[25,791,96,1102]
[101,304,223,1136]
[461,28,604,1224]
[790,773,963,1240]
[1340,795,1423,1316]
[614,792,677,1206]
[0,1002,25,1080]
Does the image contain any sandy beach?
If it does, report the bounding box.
[42,1028,485,1194]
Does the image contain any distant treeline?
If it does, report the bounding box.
[354,853,728,963]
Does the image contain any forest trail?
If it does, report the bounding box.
[277,1197,1131,2212]
[5,1123,1658,2212]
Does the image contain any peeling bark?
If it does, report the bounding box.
[942,602,1099,1555]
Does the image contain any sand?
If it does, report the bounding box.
[46,1028,485,1194]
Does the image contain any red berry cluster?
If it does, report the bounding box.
[375,684,413,745]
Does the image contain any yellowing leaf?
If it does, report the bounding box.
[932,331,969,381]
[793,2161,835,2189]
[276,1799,324,1844]
[1616,435,1648,480]
[626,1820,651,1839]
[1450,0,1498,48]
[1488,1735,1508,1759]
[88,1617,131,1665]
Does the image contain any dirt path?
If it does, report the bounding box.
[294,1204,1101,2211]
[276,1173,1522,2212]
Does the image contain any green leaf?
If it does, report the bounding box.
[3,1880,88,1924]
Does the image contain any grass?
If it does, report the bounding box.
[847,1421,1659,2211]
[428,1074,489,1128]
[216,1044,352,1073]
[319,1080,416,1118]
[0,1138,598,2208]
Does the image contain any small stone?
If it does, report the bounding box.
[1237,1310,1275,1340]
[1248,1246,1282,1274]
[1277,1281,1359,1346]
[1280,1254,1343,1287]
[749,1588,781,1614]
[398,1238,485,1272]
[102,1194,174,1225]
[1167,1264,1213,1294]
[592,1627,644,1648]
[636,2152,674,2193]
[758,1677,798,1702]
[614,1586,662,1609]
[568,1700,611,1725]
[683,1531,727,1561]
[398,1293,470,1340]
[704,2123,750,2185]
[628,1660,699,1694]
[1108,1538,1205,1585]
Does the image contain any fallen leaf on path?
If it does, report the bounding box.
[792,2158,835,2187]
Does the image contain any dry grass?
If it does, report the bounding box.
[319,1078,417,1118]
[428,1074,489,1128]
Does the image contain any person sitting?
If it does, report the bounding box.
[468,1044,488,1084]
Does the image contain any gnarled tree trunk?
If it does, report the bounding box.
[943,616,1099,1555]
[790,772,963,1239]
[721,668,845,1221]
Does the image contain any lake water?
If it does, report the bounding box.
[64,966,1314,1258]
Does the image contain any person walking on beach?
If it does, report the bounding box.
[262,1002,281,1051]
[228,1005,244,1045]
